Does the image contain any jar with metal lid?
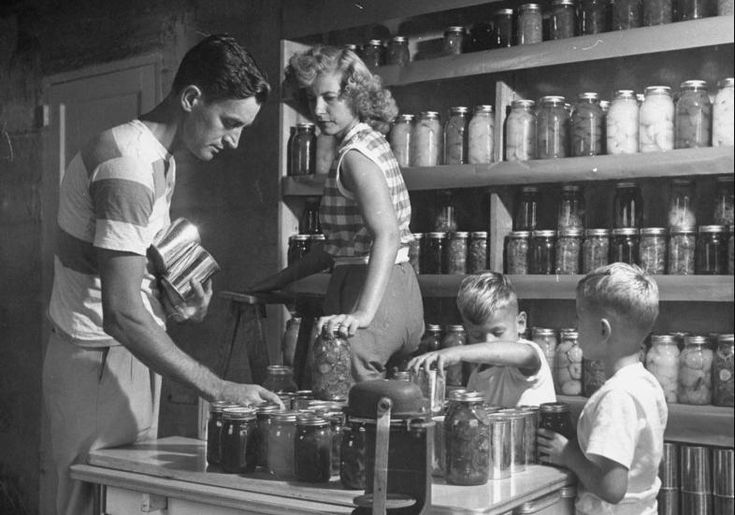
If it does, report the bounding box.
[639,227,667,274]
[322,411,344,476]
[515,186,539,231]
[506,231,531,274]
[254,403,281,468]
[714,175,734,226]
[571,92,604,156]
[550,0,577,39]
[696,225,727,274]
[668,178,696,230]
[220,406,258,474]
[532,327,558,376]
[419,324,444,354]
[408,233,422,274]
[435,190,458,232]
[443,26,466,55]
[446,232,469,274]
[292,390,315,410]
[558,184,585,230]
[611,228,639,265]
[537,96,568,159]
[582,358,607,397]
[300,197,321,235]
[262,365,298,394]
[442,325,467,387]
[607,89,639,154]
[312,328,353,401]
[531,230,556,274]
[445,391,490,485]
[678,0,712,20]
[444,106,470,165]
[289,123,317,176]
[713,78,734,147]
[613,182,643,228]
[468,105,494,164]
[468,21,494,52]
[645,335,679,403]
[266,411,297,478]
[583,229,610,273]
[386,35,410,66]
[505,99,537,161]
[468,231,488,273]
[539,402,575,440]
[411,111,441,167]
[390,113,414,168]
[555,330,583,396]
[492,9,514,48]
[579,0,610,34]
[713,334,734,407]
[555,228,582,274]
[675,80,712,149]
[315,132,336,175]
[207,401,239,466]
[678,335,713,405]
[309,233,325,255]
[361,39,384,69]
[423,232,447,274]
[639,86,674,152]
[339,419,367,489]
[644,0,673,24]
[668,227,696,274]
[288,234,310,266]
[611,0,642,30]
[517,4,543,45]
[294,414,332,482]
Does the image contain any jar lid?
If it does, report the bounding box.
[685,335,708,346]
[509,230,531,238]
[474,105,494,113]
[367,39,383,46]
[520,3,542,10]
[615,181,637,188]
[651,334,676,345]
[210,401,240,413]
[296,413,330,426]
[511,99,536,108]
[497,408,526,419]
[540,95,566,104]
[614,89,637,99]
[717,78,735,88]
[451,231,469,238]
[449,106,470,114]
[446,324,466,332]
[428,231,447,238]
[426,323,443,332]
[718,334,735,344]
[310,233,326,240]
[585,228,610,236]
[560,328,578,339]
[679,79,708,90]
[698,225,726,233]
[222,406,256,420]
[599,100,610,111]
[397,113,415,121]
[640,227,666,235]
[470,231,488,237]
[294,389,314,398]
[266,365,294,375]
[578,92,599,100]
[296,122,316,129]
[256,403,282,414]
[419,110,440,119]
[391,35,407,42]
[451,391,485,402]
[412,232,424,238]
[558,228,583,237]
[561,184,580,191]
[612,228,639,236]
[552,0,576,5]
[644,86,671,95]
[291,234,310,241]
[539,402,570,413]
[494,8,514,15]
[271,411,298,423]
[670,226,696,234]
[445,26,465,33]
[532,230,557,237]
[532,327,556,336]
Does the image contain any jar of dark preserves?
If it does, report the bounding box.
[675,80,712,149]
[420,324,444,354]
[537,96,569,159]
[518,4,543,45]
[443,26,466,55]
[220,406,258,474]
[468,231,488,273]
[442,325,467,387]
[539,402,575,440]
[550,0,577,39]
[579,0,610,34]
[668,227,696,275]
[507,230,531,274]
[644,0,673,25]
[555,228,582,274]
[571,92,604,157]
[424,232,447,274]
[557,184,585,231]
[408,232,422,274]
[492,9,514,48]
[207,401,238,466]
[361,39,384,69]
[639,227,667,274]
[288,234,310,266]
[583,228,610,273]
[294,414,332,482]
[713,334,735,407]
[300,198,321,235]
[262,365,298,394]
[254,403,281,468]
[613,182,643,228]
[290,123,317,176]
[266,411,297,479]
[444,106,470,165]
[446,232,469,274]
[445,391,490,485]
[468,22,494,51]
[531,230,556,274]
[696,225,727,274]
[612,0,642,30]
[311,328,353,401]
[678,0,712,20]
[611,228,639,265]
[340,419,367,489]
[515,186,540,231]
[386,36,410,66]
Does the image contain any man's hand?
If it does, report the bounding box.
[536,427,572,466]
[165,279,212,323]
[221,382,284,408]
[317,311,372,338]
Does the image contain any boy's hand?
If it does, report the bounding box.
[536,427,572,467]
[407,349,457,377]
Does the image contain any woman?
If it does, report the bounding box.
[250,45,423,381]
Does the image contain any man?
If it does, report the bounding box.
[43,35,281,515]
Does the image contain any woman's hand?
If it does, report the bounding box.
[317,311,372,338]
[536,427,571,467]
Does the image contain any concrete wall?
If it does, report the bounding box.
[0,1,282,512]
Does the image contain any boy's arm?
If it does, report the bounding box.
[407,340,540,375]
[559,436,629,504]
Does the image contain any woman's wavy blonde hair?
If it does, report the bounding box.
[284,45,398,134]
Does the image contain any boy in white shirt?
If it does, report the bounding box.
[537,263,668,515]
[407,272,556,407]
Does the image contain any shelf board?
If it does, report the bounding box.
[376,17,734,86]
[558,395,734,447]
[284,273,734,301]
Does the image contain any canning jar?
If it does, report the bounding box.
[571,92,604,156]
[583,229,610,273]
[262,365,298,394]
[445,391,490,485]
[611,228,639,265]
[340,420,366,489]
[254,403,281,468]
[555,228,582,274]
[468,231,488,273]
[696,225,727,274]
[639,227,667,274]
[288,234,310,266]
[362,39,384,69]
[290,123,317,176]
[645,335,680,403]
[444,106,470,165]
[309,234,326,256]
[675,80,712,149]
[678,0,712,20]
[446,232,469,274]
[639,86,674,153]
[408,233,422,274]
[386,36,410,66]
[292,390,315,411]
[555,330,583,395]
[507,231,531,274]
[411,111,442,167]
[443,26,466,55]
[420,324,444,354]
[311,328,353,401]
[424,232,447,274]
[579,0,610,34]
[531,230,556,274]
[493,9,514,48]
[537,96,569,159]
[558,184,585,230]
[518,4,543,45]
[713,334,734,407]
[294,415,332,482]
[532,327,558,374]
[316,133,337,175]
[582,358,607,397]
[435,191,458,232]
[267,411,297,478]
[668,227,696,274]
[300,197,321,235]
[442,325,467,387]
[668,179,696,230]
[612,0,642,30]
[714,176,734,226]
[678,335,713,405]
[539,402,575,440]
[207,401,238,466]
[644,0,673,24]
[505,99,537,161]
[515,186,539,231]
[713,78,734,147]
[613,182,643,228]
[607,90,639,154]
[390,114,414,168]
[468,105,494,164]
[321,411,344,477]
[550,0,577,39]
[221,406,258,474]
[468,22,494,52]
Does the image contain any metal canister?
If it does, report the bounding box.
[657,487,680,515]
[517,406,540,465]
[714,448,735,497]
[660,442,680,488]
[680,491,711,514]
[681,445,711,493]
[498,408,526,473]
[487,413,512,480]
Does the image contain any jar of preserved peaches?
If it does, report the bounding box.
[611,228,639,265]
[443,26,466,55]
[713,334,735,407]
[550,0,577,39]
[442,325,467,387]
[613,182,643,228]
[444,106,470,165]
[506,100,537,161]
[468,105,494,164]
[507,231,531,274]
[532,327,558,375]
[668,179,696,230]
[411,111,442,167]
[668,227,696,275]
[556,228,582,274]
[713,78,734,147]
[537,96,569,159]
[531,230,556,274]
[607,90,639,154]
[493,9,514,48]
[294,414,332,482]
[583,229,610,273]
[424,232,447,274]
[714,176,734,226]
[311,328,353,401]
[675,80,711,149]
[445,391,490,485]
[468,231,488,273]
[678,335,713,405]
[643,0,673,25]
[517,4,543,45]
[639,86,674,153]
[696,225,727,274]
[645,334,680,403]
[557,184,585,230]
[571,92,604,156]
[362,39,384,69]
[556,330,583,396]
[390,114,414,168]
[515,186,540,231]
[221,406,258,474]
[611,0,642,31]
[386,35,410,66]
[639,227,667,274]
[579,0,610,34]
[446,232,469,274]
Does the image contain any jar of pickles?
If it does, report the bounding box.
[419,324,444,354]
[390,114,414,168]
[668,179,696,229]
[713,334,734,407]
[409,233,422,274]
[221,406,258,474]
[606,90,639,154]
[444,106,470,165]
[646,334,680,403]
[678,335,713,405]
[446,232,469,274]
[468,231,488,273]
[571,92,604,156]
[361,39,384,69]
[340,420,367,489]
[583,229,610,273]
[539,402,575,440]
[550,0,577,39]
[675,80,711,149]
[714,176,734,226]
[537,96,569,159]
[713,78,734,147]
[532,327,558,375]
[445,391,490,485]
[557,184,585,230]
[443,26,466,55]
[290,123,317,176]
[639,86,675,153]
[639,227,667,274]
[611,228,639,265]
[507,231,531,274]
[386,36,410,66]
[531,230,556,274]
[468,105,494,164]
[515,186,540,231]
[579,0,610,34]
[493,9,514,48]
[555,330,583,395]
[294,414,332,482]
[613,182,643,228]
[424,232,447,274]
[582,358,606,397]
[411,111,441,167]
[696,225,727,274]
[505,100,537,161]
[643,0,673,24]
[442,325,467,387]
[611,0,642,30]
[668,227,696,275]
[556,229,582,274]
[311,328,353,401]
[518,4,543,45]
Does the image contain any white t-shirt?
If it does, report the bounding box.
[575,362,668,515]
[466,339,557,407]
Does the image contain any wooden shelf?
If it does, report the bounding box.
[558,395,735,447]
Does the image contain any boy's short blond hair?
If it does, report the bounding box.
[577,263,659,333]
[457,272,519,326]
